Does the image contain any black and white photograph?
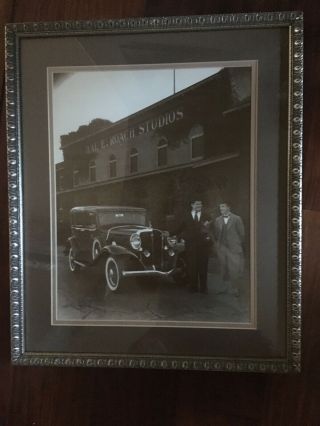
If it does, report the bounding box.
[6,12,303,372]
[49,62,257,328]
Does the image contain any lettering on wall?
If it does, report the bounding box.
[85,107,183,155]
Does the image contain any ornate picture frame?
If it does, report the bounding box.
[6,11,303,372]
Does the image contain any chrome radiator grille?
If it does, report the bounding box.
[140,230,163,268]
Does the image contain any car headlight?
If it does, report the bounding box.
[130,233,142,250]
[167,236,177,247]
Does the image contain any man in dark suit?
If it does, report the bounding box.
[214,202,245,296]
[175,200,211,293]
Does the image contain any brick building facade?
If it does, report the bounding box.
[56,67,252,242]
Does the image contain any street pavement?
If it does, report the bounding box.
[54,247,251,326]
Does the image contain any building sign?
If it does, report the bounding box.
[85,107,184,155]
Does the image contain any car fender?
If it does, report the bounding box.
[68,236,78,249]
[67,236,82,259]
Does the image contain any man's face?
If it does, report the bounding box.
[219,204,230,216]
[191,201,202,212]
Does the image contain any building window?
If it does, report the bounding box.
[130,148,138,174]
[89,160,96,182]
[58,207,64,224]
[73,169,80,187]
[157,139,168,167]
[59,174,64,191]
[109,154,117,178]
[191,134,205,159]
[57,170,64,191]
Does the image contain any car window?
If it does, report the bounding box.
[72,211,96,227]
[98,211,146,226]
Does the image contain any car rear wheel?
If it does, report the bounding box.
[69,247,80,272]
[105,256,123,292]
[92,240,101,261]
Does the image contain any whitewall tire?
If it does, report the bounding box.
[105,256,123,292]
[92,240,101,261]
[69,247,80,272]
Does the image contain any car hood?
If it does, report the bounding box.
[107,225,151,237]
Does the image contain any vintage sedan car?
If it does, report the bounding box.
[67,206,185,291]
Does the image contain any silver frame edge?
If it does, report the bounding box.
[6,11,303,373]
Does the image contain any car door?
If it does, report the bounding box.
[72,211,97,262]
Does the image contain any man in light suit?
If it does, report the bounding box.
[214,202,245,296]
[175,200,211,293]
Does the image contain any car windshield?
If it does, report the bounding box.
[98,211,146,226]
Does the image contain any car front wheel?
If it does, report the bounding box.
[105,256,123,292]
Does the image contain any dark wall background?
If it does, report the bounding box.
[0,1,319,425]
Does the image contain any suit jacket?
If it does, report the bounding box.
[176,211,211,250]
[214,213,245,254]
